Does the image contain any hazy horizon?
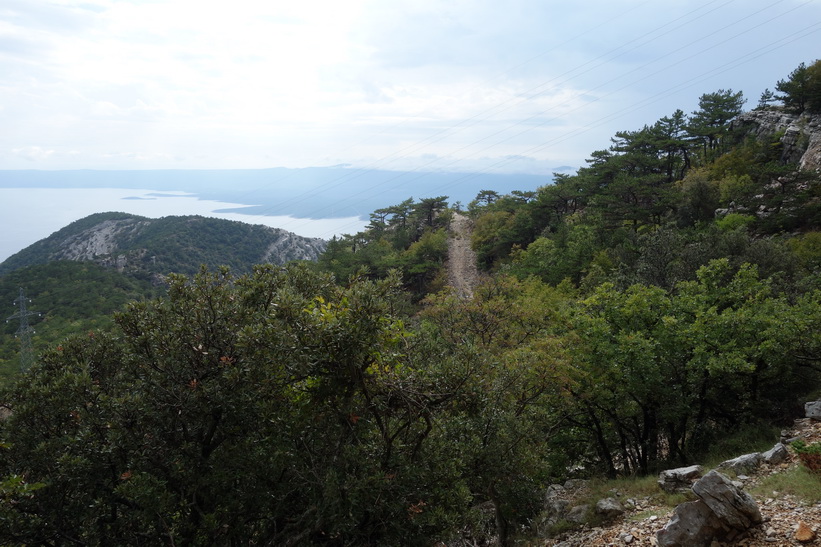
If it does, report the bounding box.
[0,166,553,263]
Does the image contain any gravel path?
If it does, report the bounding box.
[447,213,482,298]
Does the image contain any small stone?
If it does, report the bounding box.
[623,533,634,543]
[649,515,658,522]
[795,521,816,543]
[765,526,776,537]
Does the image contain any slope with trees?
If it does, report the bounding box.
[2,61,821,546]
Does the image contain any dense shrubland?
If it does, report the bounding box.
[2,61,821,545]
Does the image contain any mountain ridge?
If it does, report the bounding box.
[0,212,327,278]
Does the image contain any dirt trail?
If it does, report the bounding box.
[447,213,482,299]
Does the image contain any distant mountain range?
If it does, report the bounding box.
[0,212,327,278]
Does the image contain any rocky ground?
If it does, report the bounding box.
[544,418,821,546]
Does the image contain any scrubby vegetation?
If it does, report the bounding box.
[1,61,821,545]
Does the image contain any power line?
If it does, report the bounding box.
[6,288,40,372]
[242,0,815,238]
[225,0,736,224]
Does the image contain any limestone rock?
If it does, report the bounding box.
[806,400,821,421]
[656,500,725,547]
[717,452,761,475]
[595,497,624,520]
[566,504,589,524]
[691,470,762,531]
[732,110,821,171]
[658,464,703,494]
[761,442,789,465]
[657,470,762,546]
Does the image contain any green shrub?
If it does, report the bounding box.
[715,213,755,232]
[792,441,821,475]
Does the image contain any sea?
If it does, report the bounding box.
[0,167,556,263]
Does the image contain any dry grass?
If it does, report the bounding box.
[750,465,821,504]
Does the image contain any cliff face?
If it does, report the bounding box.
[732,109,821,171]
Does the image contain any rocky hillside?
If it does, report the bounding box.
[0,212,327,277]
[542,414,821,546]
[732,109,821,171]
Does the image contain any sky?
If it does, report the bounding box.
[2,0,820,176]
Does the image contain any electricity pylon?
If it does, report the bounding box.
[6,288,40,372]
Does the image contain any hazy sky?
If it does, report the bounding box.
[3,0,820,175]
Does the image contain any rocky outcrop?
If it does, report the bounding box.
[717,452,762,475]
[761,443,789,465]
[732,109,821,171]
[656,470,762,547]
[806,400,821,421]
[261,231,327,263]
[594,498,624,520]
[60,218,147,261]
[658,464,702,494]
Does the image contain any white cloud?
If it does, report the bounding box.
[12,146,55,161]
[0,0,819,171]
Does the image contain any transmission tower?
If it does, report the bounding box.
[6,288,40,372]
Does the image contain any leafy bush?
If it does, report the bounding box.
[792,441,821,474]
[715,213,755,232]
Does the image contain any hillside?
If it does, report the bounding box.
[0,212,327,278]
[0,261,161,382]
[1,63,821,546]
[0,213,327,380]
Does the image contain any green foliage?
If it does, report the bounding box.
[0,265,474,545]
[715,213,755,231]
[0,261,160,384]
[775,60,821,114]
[687,89,746,162]
[555,260,821,476]
[791,441,821,474]
[420,275,573,544]
[509,223,598,286]
[317,197,450,298]
[789,232,821,272]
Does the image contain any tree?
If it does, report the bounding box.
[807,60,821,113]
[757,88,777,109]
[0,265,471,545]
[776,62,811,113]
[687,89,746,161]
[420,276,571,545]
[561,259,821,472]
